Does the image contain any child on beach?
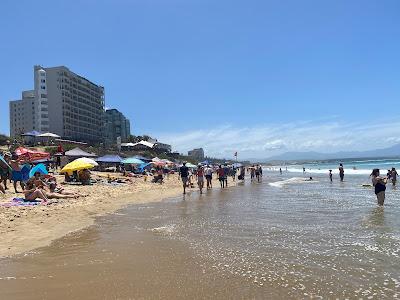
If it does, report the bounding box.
[329,170,333,182]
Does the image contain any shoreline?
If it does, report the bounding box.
[0,173,237,258]
[0,174,185,258]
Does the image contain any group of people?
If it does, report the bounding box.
[179,162,247,195]
[328,164,398,206]
[0,151,88,202]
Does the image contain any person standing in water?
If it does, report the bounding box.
[255,165,261,182]
[391,167,398,186]
[250,166,255,181]
[329,170,333,182]
[371,169,387,206]
[339,164,344,182]
[279,168,282,175]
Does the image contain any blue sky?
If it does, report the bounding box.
[1,0,400,158]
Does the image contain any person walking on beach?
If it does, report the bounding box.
[204,165,213,189]
[255,165,261,182]
[180,162,189,194]
[223,165,229,187]
[391,167,398,186]
[217,165,225,188]
[197,164,205,194]
[371,169,387,206]
[339,164,344,182]
[279,168,282,175]
[239,166,245,181]
[329,170,333,182]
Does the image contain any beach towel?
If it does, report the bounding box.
[0,198,42,207]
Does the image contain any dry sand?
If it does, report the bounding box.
[0,172,187,258]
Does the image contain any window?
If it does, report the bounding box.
[41,94,47,98]
[41,86,46,90]
[41,79,46,83]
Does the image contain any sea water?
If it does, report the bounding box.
[0,167,399,299]
[270,157,400,176]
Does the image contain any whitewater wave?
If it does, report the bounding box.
[266,167,372,175]
[149,225,176,235]
[269,177,318,188]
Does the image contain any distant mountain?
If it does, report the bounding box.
[265,143,400,162]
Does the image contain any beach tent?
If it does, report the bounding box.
[14,147,50,162]
[96,155,123,163]
[138,162,152,172]
[61,159,94,174]
[75,157,98,167]
[122,157,145,165]
[29,163,48,178]
[65,147,96,158]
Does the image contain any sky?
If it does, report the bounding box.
[1,0,400,159]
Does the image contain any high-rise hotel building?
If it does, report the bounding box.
[10,65,105,142]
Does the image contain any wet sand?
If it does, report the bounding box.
[1,172,399,299]
[0,173,190,258]
[0,212,266,300]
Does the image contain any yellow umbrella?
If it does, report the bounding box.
[61,159,94,174]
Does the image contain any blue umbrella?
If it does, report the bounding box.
[29,163,48,178]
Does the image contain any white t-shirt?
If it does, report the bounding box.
[204,167,212,176]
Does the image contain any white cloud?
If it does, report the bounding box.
[155,119,400,159]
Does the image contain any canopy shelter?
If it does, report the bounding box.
[96,155,123,164]
[61,159,94,174]
[14,147,50,162]
[37,132,61,138]
[29,163,48,178]
[122,157,145,165]
[65,147,96,158]
[21,130,41,137]
[75,157,98,167]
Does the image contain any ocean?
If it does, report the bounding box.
[0,158,399,299]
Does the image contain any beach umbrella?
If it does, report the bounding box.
[29,163,48,178]
[149,160,166,166]
[75,157,99,167]
[122,157,145,164]
[185,163,197,168]
[61,160,94,174]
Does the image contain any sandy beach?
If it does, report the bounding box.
[0,172,187,258]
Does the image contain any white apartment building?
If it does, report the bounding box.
[10,65,105,142]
